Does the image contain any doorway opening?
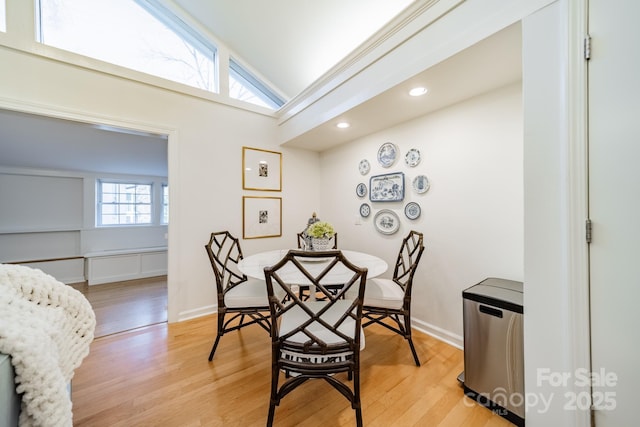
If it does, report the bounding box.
[0,107,170,337]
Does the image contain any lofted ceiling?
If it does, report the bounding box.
[0,1,521,175]
[171,0,415,99]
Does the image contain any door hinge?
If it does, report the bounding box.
[584,35,592,60]
[586,219,593,243]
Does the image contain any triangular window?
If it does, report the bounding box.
[230,58,285,109]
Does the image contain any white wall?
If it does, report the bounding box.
[1,2,594,425]
[0,45,320,321]
[0,167,169,283]
[320,82,524,346]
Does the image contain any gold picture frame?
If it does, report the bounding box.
[242,146,282,191]
[242,196,282,239]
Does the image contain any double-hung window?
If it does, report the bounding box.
[98,181,152,226]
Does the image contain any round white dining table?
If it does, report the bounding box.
[238,249,388,285]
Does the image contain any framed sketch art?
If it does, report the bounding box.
[243,196,282,239]
[242,147,282,191]
[369,172,405,202]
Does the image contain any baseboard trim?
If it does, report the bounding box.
[178,304,216,322]
[174,305,464,350]
[412,318,463,349]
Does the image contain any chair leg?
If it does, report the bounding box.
[208,312,225,361]
[267,403,276,427]
[208,334,222,361]
[404,313,421,366]
[353,366,363,427]
[267,357,280,426]
[407,336,421,367]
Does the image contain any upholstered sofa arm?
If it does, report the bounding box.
[0,353,20,427]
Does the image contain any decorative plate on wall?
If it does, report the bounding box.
[412,175,430,194]
[359,203,371,217]
[374,209,400,235]
[369,172,404,202]
[358,159,370,175]
[405,148,421,167]
[356,182,367,197]
[377,142,398,168]
[404,202,421,220]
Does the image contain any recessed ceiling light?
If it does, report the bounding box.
[409,87,428,97]
[336,122,350,129]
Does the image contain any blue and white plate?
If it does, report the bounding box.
[405,148,421,167]
[412,175,430,194]
[374,209,400,235]
[359,159,370,175]
[359,203,371,217]
[404,202,421,220]
[377,142,398,168]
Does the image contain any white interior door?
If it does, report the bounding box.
[588,1,640,425]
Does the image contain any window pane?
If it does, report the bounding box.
[229,59,284,109]
[162,184,169,224]
[101,204,117,214]
[0,0,6,32]
[38,0,215,92]
[98,180,152,226]
[102,215,119,225]
[101,182,116,193]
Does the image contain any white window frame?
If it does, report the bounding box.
[161,183,169,225]
[36,0,218,94]
[230,58,285,109]
[97,180,153,227]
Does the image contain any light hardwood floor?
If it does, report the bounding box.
[72,277,168,337]
[71,314,512,427]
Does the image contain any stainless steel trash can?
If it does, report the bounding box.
[462,278,524,426]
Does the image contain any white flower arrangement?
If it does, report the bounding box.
[306,221,335,238]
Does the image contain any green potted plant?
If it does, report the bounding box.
[306,221,335,250]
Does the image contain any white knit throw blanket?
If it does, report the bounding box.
[0,264,95,427]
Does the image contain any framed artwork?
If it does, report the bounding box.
[369,172,405,202]
[242,196,282,239]
[242,146,282,191]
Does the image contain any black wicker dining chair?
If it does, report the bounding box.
[360,230,425,366]
[263,249,368,427]
[204,231,271,361]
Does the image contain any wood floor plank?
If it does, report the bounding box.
[71,313,514,427]
[72,276,168,337]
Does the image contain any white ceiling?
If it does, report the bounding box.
[282,22,522,151]
[0,110,169,176]
[171,0,415,99]
[0,1,521,175]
